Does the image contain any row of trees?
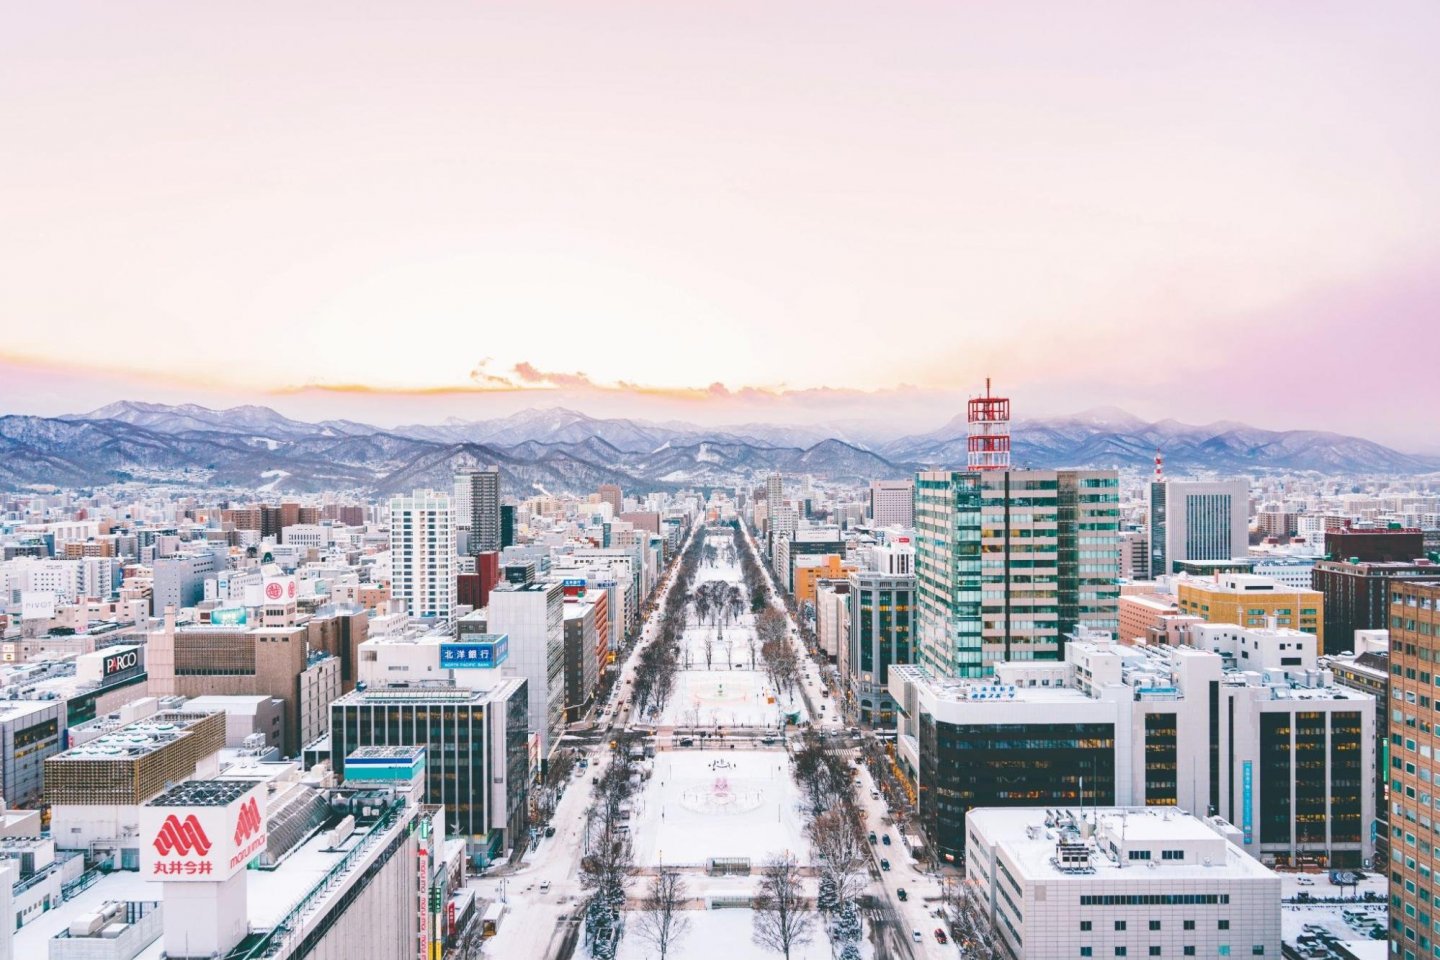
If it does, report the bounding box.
[631,526,709,717]
[581,737,638,960]
[756,607,801,701]
[793,731,870,960]
[581,731,699,960]
[733,519,774,614]
[692,578,745,627]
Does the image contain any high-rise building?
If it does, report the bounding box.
[459,469,501,553]
[869,480,915,527]
[596,483,623,517]
[329,680,529,860]
[486,581,565,763]
[1148,478,1250,575]
[846,543,915,727]
[765,473,784,526]
[388,491,455,621]
[1388,580,1440,949]
[914,469,1120,678]
[1313,558,1440,652]
[891,628,1374,866]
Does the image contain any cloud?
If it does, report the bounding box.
[511,362,596,389]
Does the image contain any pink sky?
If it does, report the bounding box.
[1,2,1437,447]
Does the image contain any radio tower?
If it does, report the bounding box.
[966,377,1011,471]
[1153,450,1165,482]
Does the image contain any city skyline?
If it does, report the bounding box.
[4,2,1440,445]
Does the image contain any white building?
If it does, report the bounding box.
[965,806,1280,960]
[1148,478,1250,576]
[486,581,565,760]
[889,629,1375,867]
[869,479,914,527]
[387,491,456,621]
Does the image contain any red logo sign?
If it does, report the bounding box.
[265,582,283,600]
[154,815,212,856]
[234,797,262,845]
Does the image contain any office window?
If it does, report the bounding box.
[1219,920,1230,930]
[1150,950,1162,957]
[1184,920,1196,931]
[1081,921,1093,931]
[1081,951,1092,958]
[1116,921,1127,931]
[1150,921,1162,931]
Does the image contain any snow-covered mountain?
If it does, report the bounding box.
[3,401,1432,494]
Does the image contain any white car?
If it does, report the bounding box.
[912,930,923,943]
[539,881,552,892]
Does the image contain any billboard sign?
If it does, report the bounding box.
[210,607,248,627]
[262,576,297,603]
[562,577,587,599]
[102,646,141,678]
[440,635,509,669]
[141,782,267,882]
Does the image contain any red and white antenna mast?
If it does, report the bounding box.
[1153,449,1165,482]
[967,377,1011,471]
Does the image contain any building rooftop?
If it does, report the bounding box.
[146,778,261,808]
[55,710,219,761]
[17,794,416,960]
[968,806,1276,882]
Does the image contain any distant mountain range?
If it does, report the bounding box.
[0,400,1431,495]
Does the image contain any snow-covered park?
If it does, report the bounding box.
[630,749,811,867]
[614,907,847,960]
[655,544,808,728]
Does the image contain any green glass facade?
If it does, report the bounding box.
[915,469,1119,677]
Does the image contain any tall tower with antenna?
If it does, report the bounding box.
[966,377,1011,472]
[1154,449,1165,482]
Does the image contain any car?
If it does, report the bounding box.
[896,888,908,902]
[934,928,948,944]
[544,826,556,837]
[881,834,891,845]
[868,832,878,844]
[870,790,881,800]
[1297,877,1314,885]
[539,881,551,892]
[911,929,923,943]
[678,738,694,747]
[880,859,891,871]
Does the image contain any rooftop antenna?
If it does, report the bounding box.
[1154,449,1165,483]
[967,377,1011,472]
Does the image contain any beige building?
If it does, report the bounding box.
[1175,574,1324,651]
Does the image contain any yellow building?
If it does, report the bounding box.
[1176,574,1325,651]
[793,554,858,607]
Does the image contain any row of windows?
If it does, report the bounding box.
[1083,919,1219,931]
[1077,949,1259,958]
[1079,894,1230,906]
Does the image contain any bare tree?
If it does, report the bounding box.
[752,852,815,960]
[951,877,1003,960]
[808,808,869,910]
[634,868,692,960]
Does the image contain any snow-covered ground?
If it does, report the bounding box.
[615,908,847,960]
[630,749,810,867]
[656,547,808,727]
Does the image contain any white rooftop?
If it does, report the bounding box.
[968,806,1277,883]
